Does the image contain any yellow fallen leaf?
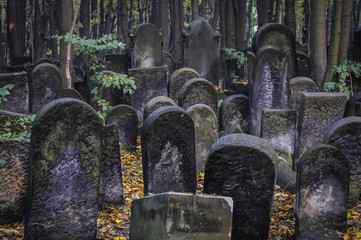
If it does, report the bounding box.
[343,234,350,240]
[356,232,361,239]
[115,219,121,223]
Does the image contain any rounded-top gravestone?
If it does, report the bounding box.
[219,94,249,133]
[143,96,176,121]
[169,67,200,104]
[290,76,318,113]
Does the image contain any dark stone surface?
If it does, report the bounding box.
[34,58,53,67]
[0,72,29,114]
[290,77,318,113]
[169,67,200,105]
[218,124,244,138]
[204,133,277,240]
[295,144,349,235]
[130,192,233,240]
[219,94,249,133]
[105,54,130,74]
[323,116,361,207]
[25,98,103,239]
[296,51,310,78]
[143,96,176,122]
[56,88,85,102]
[344,92,361,117]
[161,51,175,82]
[297,226,339,240]
[141,106,196,195]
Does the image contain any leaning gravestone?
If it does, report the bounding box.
[290,76,318,113]
[323,116,361,207]
[178,78,218,115]
[169,67,200,105]
[143,96,176,121]
[248,46,290,136]
[219,94,249,133]
[204,133,277,240]
[295,144,349,235]
[25,98,103,239]
[183,17,220,85]
[141,105,196,195]
[186,104,218,172]
[0,72,29,114]
[30,63,63,113]
[132,23,161,68]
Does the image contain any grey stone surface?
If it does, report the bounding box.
[105,54,130,74]
[344,92,361,117]
[296,51,310,78]
[219,94,249,133]
[323,116,361,207]
[169,67,200,105]
[186,104,218,172]
[276,157,296,194]
[295,144,349,235]
[141,106,196,195]
[297,226,339,240]
[290,77,318,113]
[56,88,85,102]
[161,51,175,82]
[130,192,233,240]
[143,96,176,121]
[218,124,244,138]
[204,133,277,240]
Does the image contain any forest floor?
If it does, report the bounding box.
[0,138,360,240]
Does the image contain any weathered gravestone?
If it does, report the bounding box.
[141,105,196,195]
[161,51,175,82]
[294,92,347,168]
[290,77,318,113]
[143,96,176,121]
[219,94,249,133]
[34,58,54,67]
[0,110,31,224]
[0,72,29,114]
[105,54,130,74]
[252,23,297,79]
[344,92,361,117]
[323,116,361,207]
[261,109,297,167]
[295,144,349,235]
[178,78,218,115]
[132,23,161,68]
[129,66,167,122]
[204,133,277,240]
[25,98,104,239]
[105,104,138,153]
[186,104,218,172]
[130,192,233,240]
[56,88,85,102]
[248,46,290,136]
[296,51,310,78]
[276,157,296,194]
[183,17,220,85]
[169,67,200,105]
[30,63,63,113]
[297,226,340,240]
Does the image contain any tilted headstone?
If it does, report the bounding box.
[186,104,218,172]
[129,66,168,121]
[130,192,233,240]
[141,106,196,195]
[105,54,130,74]
[169,67,200,105]
[295,144,349,235]
[30,63,63,113]
[290,77,318,113]
[294,92,347,168]
[0,72,29,114]
[248,46,290,136]
[344,92,361,117]
[25,98,103,239]
[56,88,85,102]
[296,51,310,78]
[143,96,176,121]
[261,109,297,167]
[204,133,277,240]
[132,23,162,68]
[105,104,138,153]
[219,94,249,133]
[323,116,361,207]
[183,17,220,85]
[178,78,218,115]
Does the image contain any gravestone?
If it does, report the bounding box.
[204,133,277,240]
[143,96,176,121]
[132,23,161,68]
[169,67,200,105]
[183,17,220,85]
[276,157,296,193]
[296,51,310,78]
[252,23,297,79]
[105,54,130,74]
[130,192,233,240]
[141,105,196,195]
[56,88,85,102]
[25,98,103,239]
[297,226,340,240]
[290,77,318,113]
[248,46,290,136]
[34,58,53,67]
[186,104,218,172]
[30,63,63,113]
[161,51,175,82]
[0,72,29,114]
[129,66,168,121]
[295,144,349,235]
[294,92,347,167]
[344,92,361,117]
[178,78,218,115]
[261,109,297,167]
[323,116,361,207]
[105,104,138,153]
[219,94,249,133]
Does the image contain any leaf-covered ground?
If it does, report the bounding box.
[1,138,360,240]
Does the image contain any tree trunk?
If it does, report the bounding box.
[119,0,130,48]
[80,0,91,39]
[191,0,199,21]
[151,0,160,26]
[225,0,235,48]
[48,0,58,58]
[105,0,113,35]
[219,0,226,48]
[138,0,144,23]
[129,0,134,29]
[99,0,104,36]
[0,2,6,72]
[171,0,182,68]
[211,0,219,31]
[246,0,253,48]
[354,0,361,30]
[34,0,49,61]
[199,0,206,17]
[91,0,98,39]
[257,0,270,27]
[233,0,247,50]
[338,0,352,64]
[160,0,169,51]
[285,0,296,36]
[304,0,310,48]
[269,0,275,22]
[326,0,332,45]
[275,0,283,23]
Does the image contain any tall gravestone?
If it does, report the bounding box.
[248,46,290,136]
[30,63,63,113]
[169,67,200,105]
[132,23,161,68]
[25,98,103,239]
[183,17,220,85]
[105,54,130,74]
[141,106,196,195]
[219,94,249,133]
[204,133,277,240]
[290,77,318,113]
[143,96,176,121]
[295,144,349,235]
[323,116,361,207]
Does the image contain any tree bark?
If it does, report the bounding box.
[225,0,235,48]
[354,0,361,30]
[138,0,144,23]
[199,0,206,17]
[219,0,226,48]
[246,0,253,48]
[338,0,352,64]
[211,0,219,31]
[159,0,169,51]
[119,0,130,48]
[191,0,199,21]
[34,0,49,61]
[99,0,104,36]
[233,0,247,50]
[171,0,182,68]
[257,0,270,27]
[105,0,113,35]
[285,0,296,36]
[151,0,160,26]
[48,0,58,58]
[275,0,283,23]
[91,0,98,39]
[0,2,6,72]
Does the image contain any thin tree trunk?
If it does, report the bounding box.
[257,0,270,27]
[100,0,104,36]
[129,0,134,29]
[172,0,182,68]
[151,0,160,26]
[91,0,98,39]
[354,0,361,32]
[105,0,113,34]
[285,0,296,36]
[0,2,6,72]
[225,0,235,48]
[48,0,58,58]
[338,0,352,64]
[199,0,206,17]
[219,0,226,48]
[191,0,199,21]
[159,0,169,51]
[246,0,253,48]
[233,0,247,50]
[138,0,144,23]
[211,0,219,31]
[34,0,49,61]
[119,0,130,48]
[269,0,275,22]
[80,0,91,38]
[275,0,282,23]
